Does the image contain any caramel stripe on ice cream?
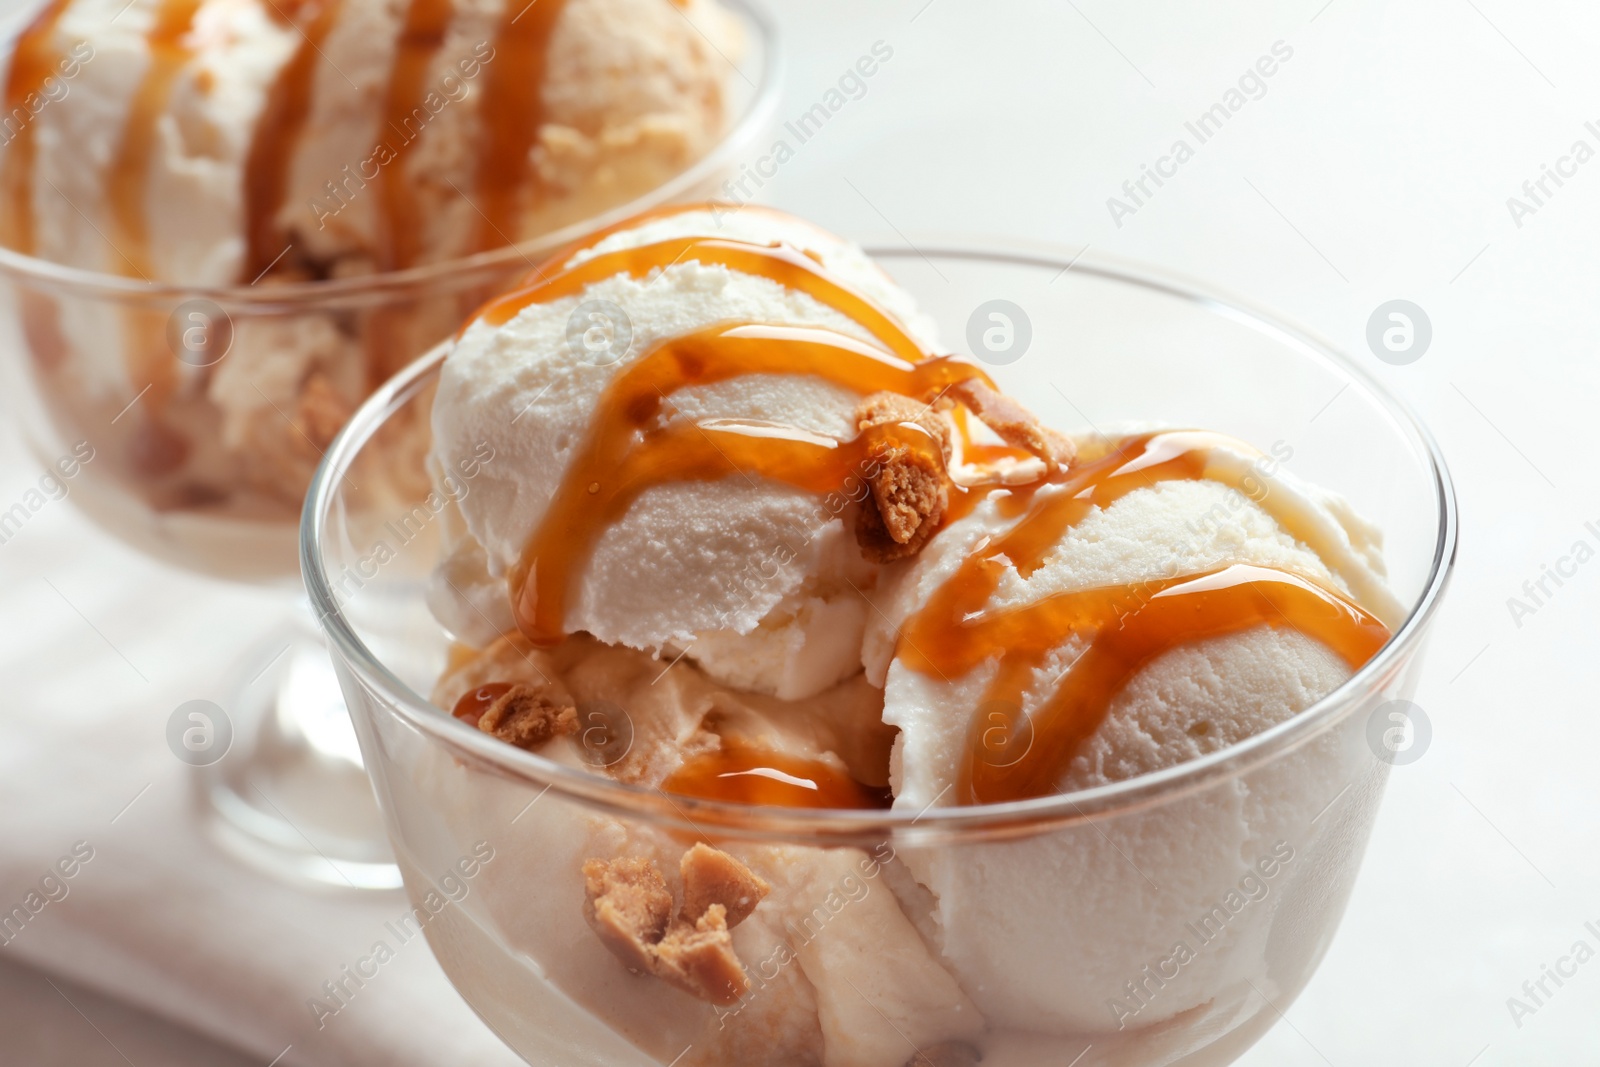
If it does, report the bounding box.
[470,0,568,251]
[888,431,1392,803]
[507,322,989,643]
[1,0,73,255]
[472,210,1392,808]
[477,234,929,363]
[109,0,206,280]
[374,0,455,272]
[245,0,345,279]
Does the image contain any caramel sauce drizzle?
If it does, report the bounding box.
[1,0,73,254]
[489,228,1392,809]
[261,0,326,23]
[470,0,567,252]
[476,235,930,363]
[6,0,567,278]
[890,431,1392,804]
[898,431,1355,678]
[509,322,990,642]
[451,681,514,725]
[663,739,892,810]
[244,0,343,278]
[962,564,1387,803]
[499,200,765,288]
[108,0,205,280]
[373,0,453,272]
[958,440,1035,468]
[246,0,569,279]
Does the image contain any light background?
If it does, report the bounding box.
[1,0,1596,1063]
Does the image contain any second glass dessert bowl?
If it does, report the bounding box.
[0,0,780,887]
[303,241,1455,1064]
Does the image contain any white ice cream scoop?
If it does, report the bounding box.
[430,206,945,698]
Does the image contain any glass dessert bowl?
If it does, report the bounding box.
[0,0,779,886]
[303,213,1454,1064]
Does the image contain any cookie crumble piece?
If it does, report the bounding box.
[952,379,1075,471]
[854,391,953,563]
[583,857,673,975]
[652,904,748,1005]
[582,845,771,1005]
[679,842,769,927]
[478,684,578,750]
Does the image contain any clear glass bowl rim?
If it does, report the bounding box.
[0,0,782,311]
[301,241,1459,844]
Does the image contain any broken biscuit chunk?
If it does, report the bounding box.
[854,391,954,563]
[583,857,673,975]
[652,904,749,1005]
[679,841,771,927]
[582,846,770,1005]
[952,379,1075,471]
[478,684,579,750]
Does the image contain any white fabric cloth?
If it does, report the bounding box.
[0,422,520,1067]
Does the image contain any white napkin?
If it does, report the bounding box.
[0,426,522,1067]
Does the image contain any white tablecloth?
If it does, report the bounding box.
[0,458,519,1065]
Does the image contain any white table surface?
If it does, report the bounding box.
[2,0,1596,1063]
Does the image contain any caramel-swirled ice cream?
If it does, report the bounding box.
[425,204,1402,1066]
[1,0,738,519]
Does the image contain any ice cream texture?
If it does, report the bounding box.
[0,0,739,514]
[431,205,952,697]
[2,0,738,283]
[425,203,1405,1064]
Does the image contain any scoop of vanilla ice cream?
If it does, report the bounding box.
[10,0,300,407]
[3,0,739,512]
[19,0,293,286]
[4,0,736,425]
[283,0,739,271]
[11,0,737,283]
[864,433,1401,1035]
[430,207,940,698]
